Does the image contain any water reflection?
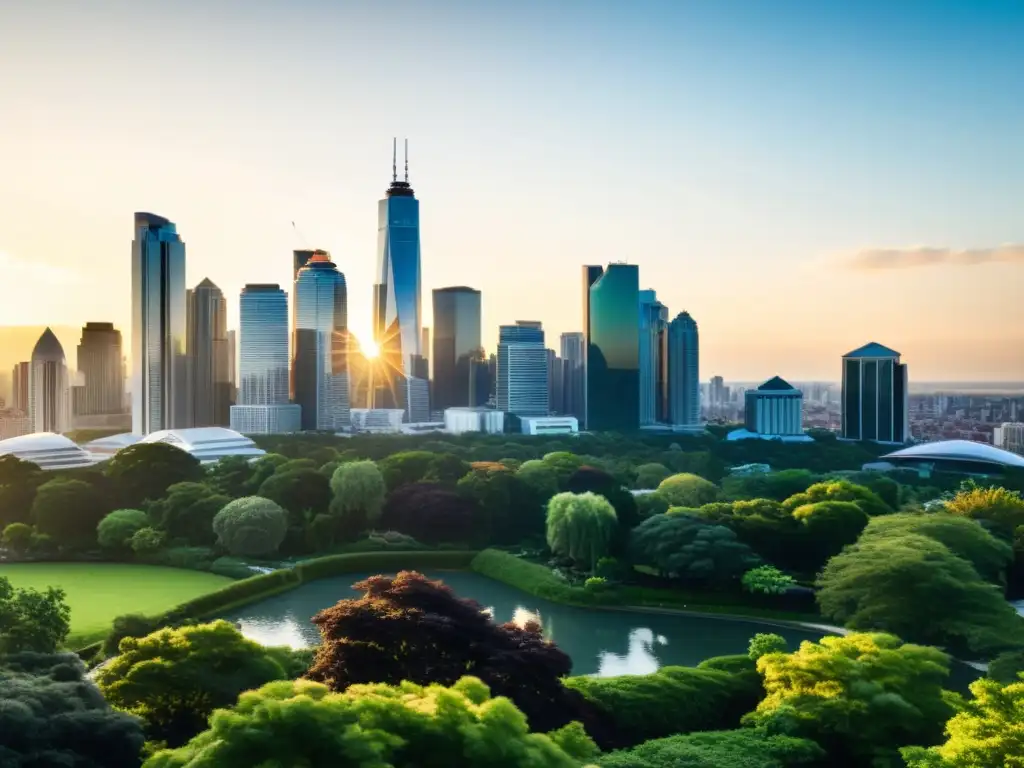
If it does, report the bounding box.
[597,628,669,676]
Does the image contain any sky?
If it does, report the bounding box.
[1,0,1022,381]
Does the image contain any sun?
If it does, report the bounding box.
[360,338,380,359]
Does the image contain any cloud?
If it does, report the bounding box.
[0,249,83,285]
[846,244,1024,270]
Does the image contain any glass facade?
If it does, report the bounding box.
[431,287,482,410]
[76,322,123,416]
[187,279,230,428]
[585,264,640,431]
[841,346,908,444]
[238,284,290,407]
[132,212,188,435]
[497,322,548,416]
[639,290,669,425]
[667,312,700,428]
[293,254,350,430]
[30,328,71,434]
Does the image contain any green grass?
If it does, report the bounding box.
[0,563,234,647]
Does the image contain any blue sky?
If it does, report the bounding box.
[0,0,1021,379]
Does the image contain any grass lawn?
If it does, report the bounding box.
[0,563,234,648]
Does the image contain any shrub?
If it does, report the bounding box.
[545,491,618,571]
[748,632,788,660]
[212,496,288,556]
[597,728,824,768]
[987,648,1024,684]
[657,473,720,507]
[130,526,165,554]
[97,508,150,549]
[742,566,795,595]
[471,549,583,603]
[2,521,33,553]
[584,576,609,593]
[293,550,476,582]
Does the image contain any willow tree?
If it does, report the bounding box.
[545,491,618,571]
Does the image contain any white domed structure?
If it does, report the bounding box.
[879,439,1024,473]
[0,432,102,471]
[82,432,142,457]
[139,427,265,464]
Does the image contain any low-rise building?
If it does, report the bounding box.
[519,415,579,435]
[444,407,505,435]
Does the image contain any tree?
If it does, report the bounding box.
[305,571,609,745]
[105,442,203,508]
[542,451,586,489]
[748,633,788,660]
[657,473,720,508]
[31,477,111,548]
[148,481,229,547]
[746,633,954,768]
[721,468,817,502]
[0,454,44,527]
[944,483,1024,534]
[791,500,869,567]
[377,451,470,491]
[257,468,331,523]
[568,466,641,536]
[516,459,561,502]
[0,576,71,653]
[719,498,802,570]
[0,651,145,767]
[423,452,473,488]
[987,649,1024,684]
[212,496,288,556]
[597,728,824,768]
[782,479,892,518]
[742,566,795,596]
[633,463,672,490]
[546,492,619,571]
[144,676,596,768]
[204,455,254,498]
[860,513,1014,584]
[96,620,294,747]
[131,526,166,554]
[817,534,1024,657]
[457,463,540,543]
[97,508,151,550]
[329,460,386,537]
[272,457,318,474]
[379,483,481,544]
[242,453,289,494]
[630,513,760,586]
[2,521,33,553]
[636,492,670,518]
[901,675,1024,768]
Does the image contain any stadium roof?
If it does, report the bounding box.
[882,439,1024,469]
[140,427,265,463]
[0,432,103,470]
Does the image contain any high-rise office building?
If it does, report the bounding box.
[132,212,188,435]
[841,342,909,444]
[496,321,548,417]
[584,263,640,431]
[639,290,669,425]
[293,249,316,280]
[421,327,430,377]
[29,328,71,434]
[432,287,482,411]
[668,312,700,429]
[75,322,124,416]
[994,423,1024,455]
[547,349,570,415]
[226,329,237,404]
[560,331,585,422]
[230,284,301,434]
[11,361,30,413]
[373,139,425,421]
[293,251,350,431]
[187,278,231,427]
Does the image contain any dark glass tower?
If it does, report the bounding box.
[584,263,640,431]
[432,286,482,410]
[841,342,908,444]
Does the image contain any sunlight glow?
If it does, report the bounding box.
[360,337,379,359]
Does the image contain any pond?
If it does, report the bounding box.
[225,570,833,676]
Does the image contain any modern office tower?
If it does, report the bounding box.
[547,349,570,415]
[373,139,424,421]
[432,287,482,411]
[639,290,669,425]
[496,321,549,417]
[186,279,231,427]
[709,375,726,408]
[560,331,585,422]
[293,249,315,280]
[668,312,700,429]
[229,284,301,434]
[226,329,237,403]
[292,251,350,431]
[487,353,497,403]
[994,423,1024,455]
[132,212,188,435]
[841,342,909,444]
[75,322,124,416]
[29,328,71,434]
[744,377,804,436]
[11,361,29,413]
[583,263,640,431]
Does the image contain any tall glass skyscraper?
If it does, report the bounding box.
[584,263,640,431]
[186,278,230,427]
[76,322,123,416]
[373,139,425,420]
[30,327,71,434]
[560,331,585,422]
[230,284,300,434]
[432,286,482,410]
[639,290,669,425]
[497,322,549,417]
[132,212,187,435]
[293,252,350,431]
[668,312,701,430]
[841,342,908,444]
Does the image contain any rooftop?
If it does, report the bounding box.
[882,439,1024,469]
[757,376,798,392]
[844,342,901,359]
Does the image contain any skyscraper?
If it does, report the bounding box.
[496,321,548,417]
[584,263,640,431]
[29,328,71,434]
[639,290,669,425]
[226,329,237,403]
[293,249,315,280]
[187,279,230,427]
[432,287,482,411]
[132,212,187,435]
[841,342,909,444]
[75,322,124,416]
[373,139,424,421]
[668,311,700,430]
[230,284,301,434]
[11,361,30,413]
[293,251,350,431]
[560,331,585,422]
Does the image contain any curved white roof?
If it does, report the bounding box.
[83,433,142,455]
[0,432,103,470]
[883,439,1024,469]
[140,427,265,464]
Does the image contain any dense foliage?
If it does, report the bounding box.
[630,513,760,585]
[211,496,288,556]
[597,728,824,768]
[782,479,893,518]
[0,575,70,654]
[32,477,111,548]
[546,492,619,570]
[656,473,720,507]
[379,483,480,544]
[328,460,386,535]
[105,443,204,508]
[98,508,151,550]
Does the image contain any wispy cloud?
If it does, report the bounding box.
[845,244,1024,270]
[0,249,83,285]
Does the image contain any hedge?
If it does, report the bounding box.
[470,549,600,604]
[293,550,476,582]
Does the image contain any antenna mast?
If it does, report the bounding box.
[392,138,397,182]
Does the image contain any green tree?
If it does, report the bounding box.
[634,463,672,490]
[721,468,818,502]
[792,500,869,567]
[148,481,229,547]
[748,632,788,660]
[742,566,796,595]
[97,620,295,747]
[630,513,760,585]
[97,508,151,549]
[944,484,1024,533]
[746,633,954,768]
[2,521,33,553]
[204,455,254,498]
[0,454,44,527]
[657,473,720,507]
[817,534,1024,656]
[422,452,472,488]
[329,460,386,537]
[546,491,618,571]
[212,496,288,556]
[720,498,802,570]
[272,457,318,474]
[31,477,111,548]
[542,451,586,489]
[597,728,824,768]
[902,675,1024,768]
[257,468,331,523]
[105,442,204,508]
[987,649,1024,684]
[0,576,71,653]
[242,453,289,494]
[517,459,561,502]
[782,479,892,518]
[377,450,470,491]
[144,676,596,768]
[457,463,539,543]
[636,492,670,518]
[130,526,166,554]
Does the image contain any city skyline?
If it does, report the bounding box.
[2,2,1021,382]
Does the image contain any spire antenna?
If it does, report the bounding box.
[392,137,397,183]
[404,138,409,182]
